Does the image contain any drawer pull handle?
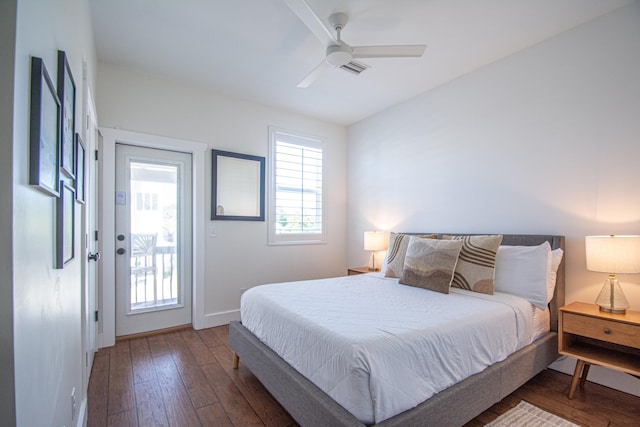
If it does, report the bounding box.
[603,328,611,334]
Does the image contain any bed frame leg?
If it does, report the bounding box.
[232,352,239,369]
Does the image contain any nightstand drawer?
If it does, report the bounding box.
[563,312,640,349]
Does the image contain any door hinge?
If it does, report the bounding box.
[94,310,99,322]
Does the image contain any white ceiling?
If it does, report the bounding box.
[90,0,634,125]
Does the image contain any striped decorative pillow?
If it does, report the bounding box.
[399,237,463,294]
[443,235,503,294]
[384,232,437,278]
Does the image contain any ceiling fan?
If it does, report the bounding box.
[284,0,427,88]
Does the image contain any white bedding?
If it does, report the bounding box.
[241,273,546,424]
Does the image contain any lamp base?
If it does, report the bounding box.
[595,275,629,315]
[598,305,627,314]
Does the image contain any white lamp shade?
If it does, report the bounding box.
[364,231,388,251]
[585,235,640,274]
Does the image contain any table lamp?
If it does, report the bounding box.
[585,235,640,314]
[364,231,388,271]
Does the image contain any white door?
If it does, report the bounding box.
[83,88,99,386]
[114,144,192,336]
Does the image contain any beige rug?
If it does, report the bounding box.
[485,401,579,426]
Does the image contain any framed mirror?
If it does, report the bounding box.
[211,149,265,221]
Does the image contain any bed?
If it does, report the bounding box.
[229,234,565,426]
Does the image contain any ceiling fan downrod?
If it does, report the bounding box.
[326,13,352,66]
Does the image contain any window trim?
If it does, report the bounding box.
[268,126,327,246]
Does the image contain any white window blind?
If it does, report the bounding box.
[269,127,325,244]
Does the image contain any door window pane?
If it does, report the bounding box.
[129,161,179,311]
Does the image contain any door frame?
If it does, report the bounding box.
[98,128,207,348]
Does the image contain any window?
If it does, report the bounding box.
[269,127,325,245]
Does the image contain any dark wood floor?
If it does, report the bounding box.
[88,325,640,426]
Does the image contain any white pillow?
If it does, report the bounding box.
[494,242,552,310]
[381,253,388,274]
[547,248,564,303]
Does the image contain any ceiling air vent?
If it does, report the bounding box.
[339,60,368,75]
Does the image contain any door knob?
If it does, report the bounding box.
[88,252,101,261]
[116,248,126,255]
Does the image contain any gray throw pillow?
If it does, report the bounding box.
[399,237,463,294]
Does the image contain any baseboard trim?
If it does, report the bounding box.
[76,398,87,427]
[197,309,241,329]
[101,311,240,345]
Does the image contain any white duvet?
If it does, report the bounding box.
[241,273,542,424]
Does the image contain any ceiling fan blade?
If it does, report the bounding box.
[283,0,336,47]
[297,60,332,88]
[352,45,427,59]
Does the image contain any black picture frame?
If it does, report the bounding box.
[29,57,61,197]
[56,180,75,268]
[211,149,265,221]
[58,50,76,178]
[75,133,86,204]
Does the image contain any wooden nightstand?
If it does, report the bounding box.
[347,267,378,275]
[558,302,640,399]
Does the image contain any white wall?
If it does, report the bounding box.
[11,0,97,426]
[347,3,640,394]
[0,0,17,424]
[96,63,347,326]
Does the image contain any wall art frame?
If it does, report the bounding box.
[211,149,265,221]
[29,56,61,197]
[58,50,76,178]
[75,133,86,204]
[56,180,75,268]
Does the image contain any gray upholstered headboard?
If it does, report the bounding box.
[408,233,566,332]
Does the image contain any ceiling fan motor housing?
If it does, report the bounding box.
[326,43,353,66]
